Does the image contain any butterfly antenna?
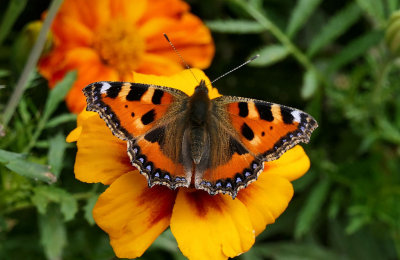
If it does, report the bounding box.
[210,55,260,85]
[163,33,199,83]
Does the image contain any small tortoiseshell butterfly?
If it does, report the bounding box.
[83,74,317,199]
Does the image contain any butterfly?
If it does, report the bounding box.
[83,76,317,199]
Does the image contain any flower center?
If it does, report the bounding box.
[93,20,145,76]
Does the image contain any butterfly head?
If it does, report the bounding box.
[194,80,208,94]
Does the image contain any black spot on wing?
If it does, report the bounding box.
[126,84,148,101]
[141,109,156,125]
[105,83,122,98]
[255,102,274,122]
[238,102,249,117]
[144,127,165,144]
[229,137,248,156]
[241,123,254,141]
[281,107,294,124]
[152,89,164,104]
[131,112,135,117]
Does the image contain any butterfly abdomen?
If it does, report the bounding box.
[186,80,212,165]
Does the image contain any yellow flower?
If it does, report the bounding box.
[67,69,311,259]
[39,0,214,113]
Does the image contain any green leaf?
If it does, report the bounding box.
[206,20,265,34]
[48,133,66,178]
[252,242,340,260]
[25,71,76,152]
[295,178,331,239]
[0,69,10,78]
[249,45,289,67]
[39,204,67,260]
[388,0,399,14]
[32,186,78,221]
[45,113,77,128]
[307,2,362,57]
[301,69,318,99]
[286,0,323,38]
[0,149,56,183]
[327,31,383,73]
[0,0,28,45]
[355,0,385,23]
[84,194,98,225]
[43,71,76,120]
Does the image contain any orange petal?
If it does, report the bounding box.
[264,145,311,181]
[170,190,255,260]
[136,53,183,76]
[110,0,147,25]
[141,13,214,69]
[236,174,294,235]
[60,48,119,113]
[74,111,132,184]
[51,14,93,47]
[56,0,110,30]
[141,0,189,18]
[93,172,177,258]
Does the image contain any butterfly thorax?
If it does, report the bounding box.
[186,80,211,165]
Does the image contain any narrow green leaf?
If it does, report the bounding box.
[286,0,323,38]
[25,71,76,152]
[32,186,78,221]
[252,242,339,260]
[301,69,318,99]
[45,113,77,128]
[84,194,98,225]
[48,133,66,178]
[0,0,28,45]
[43,71,77,120]
[327,31,383,73]
[0,69,10,78]
[355,0,384,23]
[0,149,56,183]
[388,0,399,14]
[249,45,289,67]
[206,20,265,34]
[295,178,330,239]
[307,2,362,57]
[39,204,67,260]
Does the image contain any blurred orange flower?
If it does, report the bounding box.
[39,0,214,113]
[67,69,311,259]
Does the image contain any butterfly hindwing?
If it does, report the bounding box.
[83,81,191,189]
[194,96,317,198]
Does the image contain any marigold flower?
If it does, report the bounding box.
[39,0,214,113]
[67,69,311,259]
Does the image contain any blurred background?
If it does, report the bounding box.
[1,0,400,259]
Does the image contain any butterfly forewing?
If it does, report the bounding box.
[83,81,191,189]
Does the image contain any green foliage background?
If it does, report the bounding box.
[1,0,400,259]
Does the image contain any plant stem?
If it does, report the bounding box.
[231,0,328,87]
[1,0,64,130]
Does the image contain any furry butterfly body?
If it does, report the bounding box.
[83,77,317,198]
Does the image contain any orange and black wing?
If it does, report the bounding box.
[196,96,317,198]
[83,81,189,189]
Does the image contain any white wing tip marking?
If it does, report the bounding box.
[99,82,112,94]
[291,110,302,123]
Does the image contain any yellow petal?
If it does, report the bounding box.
[237,174,294,235]
[264,145,311,181]
[93,172,177,258]
[170,190,255,260]
[74,111,132,184]
[66,110,95,142]
[132,68,221,98]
